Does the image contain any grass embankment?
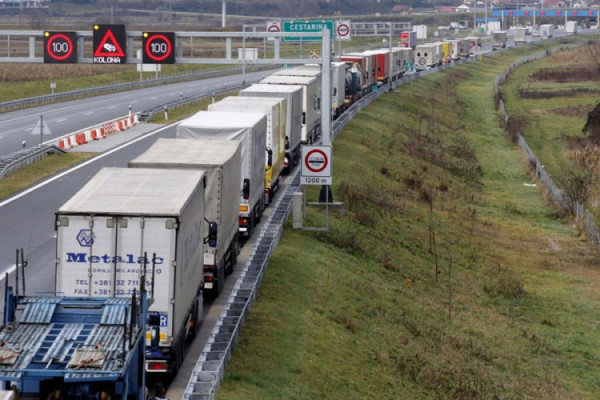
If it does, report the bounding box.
[217,39,600,399]
[0,152,92,201]
[499,43,600,208]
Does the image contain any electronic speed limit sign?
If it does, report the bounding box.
[301,145,332,185]
[142,32,175,64]
[335,20,351,41]
[44,32,77,63]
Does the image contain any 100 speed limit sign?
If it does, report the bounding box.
[301,145,332,185]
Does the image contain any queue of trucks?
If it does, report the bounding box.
[47,63,332,382]
[0,26,559,397]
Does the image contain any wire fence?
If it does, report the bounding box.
[494,42,600,247]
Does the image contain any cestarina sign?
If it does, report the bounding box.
[301,145,332,185]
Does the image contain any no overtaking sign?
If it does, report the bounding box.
[301,145,332,185]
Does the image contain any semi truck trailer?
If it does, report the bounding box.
[208,96,286,205]
[240,84,303,174]
[129,138,241,299]
[177,111,267,237]
[55,167,206,375]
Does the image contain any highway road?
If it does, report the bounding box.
[0,70,288,395]
[0,69,273,283]
[0,123,176,294]
[0,70,270,156]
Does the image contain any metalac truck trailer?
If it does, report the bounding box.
[129,138,241,299]
[177,111,267,237]
[55,167,206,375]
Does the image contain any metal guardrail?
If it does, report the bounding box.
[0,145,65,179]
[0,65,273,112]
[139,83,253,122]
[493,42,600,248]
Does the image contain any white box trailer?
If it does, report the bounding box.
[260,74,321,144]
[129,138,241,298]
[414,44,436,69]
[294,62,347,118]
[513,27,527,43]
[540,24,554,38]
[492,31,508,49]
[208,96,286,205]
[445,39,460,60]
[466,36,493,56]
[240,83,303,173]
[390,47,413,77]
[177,111,267,237]
[565,21,578,33]
[413,24,428,39]
[458,39,471,57]
[55,167,206,375]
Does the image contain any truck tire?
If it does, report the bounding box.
[247,209,256,237]
[226,239,237,275]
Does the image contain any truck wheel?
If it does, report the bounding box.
[255,203,262,224]
[226,239,237,275]
[248,208,256,237]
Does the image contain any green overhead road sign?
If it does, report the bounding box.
[283,20,334,42]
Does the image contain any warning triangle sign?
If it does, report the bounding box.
[94,29,125,57]
[31,117,52,136]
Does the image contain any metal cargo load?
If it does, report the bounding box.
[129,138,241,297]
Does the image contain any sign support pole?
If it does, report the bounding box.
[321,28,331,147]
[39,115,43,146]
[388,23,393,91]
[322,28,332,229]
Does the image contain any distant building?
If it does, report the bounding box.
[392,4,413,14]
[456,4,471,12]
[0,0,48,7]
[436,5,457,12]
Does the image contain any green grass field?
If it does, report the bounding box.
[216,37,600,399]
[0,152,93,200]
[499,42,600,209]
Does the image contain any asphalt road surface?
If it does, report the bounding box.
[0,70,270,156]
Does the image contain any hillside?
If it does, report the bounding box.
[0,0,464,30]
[216,37,600,399]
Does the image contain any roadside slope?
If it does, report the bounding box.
[217,41,600,399]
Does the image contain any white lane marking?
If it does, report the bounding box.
[55,118,67,123]
[108,105,117,109]
[84,111,93,115]
[0,265,16,283]
[0,122,178,210]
